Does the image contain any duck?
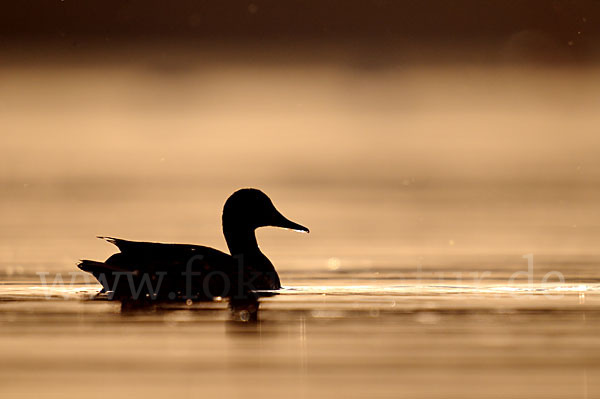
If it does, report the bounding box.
[77,188,309,302]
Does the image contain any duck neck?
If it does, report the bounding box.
[224,226,262,257]
[222,222,281,289]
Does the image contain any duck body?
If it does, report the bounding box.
[78,189,308,301]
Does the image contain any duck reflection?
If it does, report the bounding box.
[117,291,269,325]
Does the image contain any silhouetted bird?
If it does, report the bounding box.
[78,188,308,302]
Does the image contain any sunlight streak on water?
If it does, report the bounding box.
[2,278,599,304]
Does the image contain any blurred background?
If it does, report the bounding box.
[1,0,600,275]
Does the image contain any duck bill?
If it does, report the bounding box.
[271,211,310,233]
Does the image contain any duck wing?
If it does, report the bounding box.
[97,236,231,264]
[78,237,240,300]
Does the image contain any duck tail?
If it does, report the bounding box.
[78,259,132,294]
[77,259,107,273]
[78,259,129,273]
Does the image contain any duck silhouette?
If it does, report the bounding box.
[78,188,308,302]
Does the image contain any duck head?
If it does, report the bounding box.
[222,188,309,234]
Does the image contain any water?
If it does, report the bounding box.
[1,269,600,398]
[1,54,600,397]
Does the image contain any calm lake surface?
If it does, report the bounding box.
[1,54,599,397]
[2,270,600,398]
